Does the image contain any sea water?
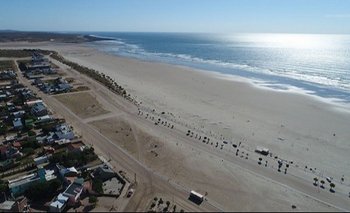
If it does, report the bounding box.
[87,32,350,104]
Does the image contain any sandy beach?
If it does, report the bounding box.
[58,43,350,178]
[1,41,350,211]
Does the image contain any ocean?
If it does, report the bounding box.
[87,32,350,104]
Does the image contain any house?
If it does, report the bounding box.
[0,94,7,101]
[25,99,43,106]
[0,159,14,171]
[0,197,29,212]
[25,63,51,72]
[5,103,16,112]
[13,196,28,212]
[0,145,8,159]
[6,147,22,159]
[67,142,86,153]
[54,124,74,140]
[11,110,25,118]
[4,135,17,143]
[62,178,84,206]
[8,167,57,197]
[36,115,52,122]
[49,193,69,212]
[0,70,16,80]
[34,155,51,166]
[92,164,117,181]
[46,124,74,143]
[43,146,55,154]
[12,142,22,150]
[31,102,48,117]
[19,89,34,101]
[8,173,38,197]
[58,165,78,184]
[12,118,23,130]
[0,201,16,212]
[33,78,44,87]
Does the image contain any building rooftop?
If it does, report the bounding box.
[31,102,47,114]
[0,201,15,210]
[68,142,86,152]
[59,166,78,177]
[63,178,84,199]
[12,118,23,128]
[8,173,39,189]
[12,142,21,148]
[50,193,68,209]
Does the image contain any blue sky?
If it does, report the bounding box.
[0,0,349,34]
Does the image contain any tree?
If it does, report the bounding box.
[92,178,103,194]
[0,180,8,193]
[330,183,335,192]
[89,195,98,204]
[22,148,35,155]
[320,180,325,188]
[25,179,61,201]
[0,124,8,135]
[28,130,36,137]
[313,177,318,186]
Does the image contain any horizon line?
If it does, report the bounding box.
[1,29,350,35]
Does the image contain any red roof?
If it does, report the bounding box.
[13,142,22,148]
[68,142,85,150]
[0,145,8,154]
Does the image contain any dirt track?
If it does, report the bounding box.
[11,53,350,211]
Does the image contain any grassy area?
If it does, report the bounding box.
[0,49,52,58]
[72,86,90,92]
[0,31,113,43]
[16,59,31,64]
[49,147,98,168]
[0,60,14,70]
[50,53,130,99]
[55,92,109,119]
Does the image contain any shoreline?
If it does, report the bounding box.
[1,41,350,178]
[174,63,350,113]
[2,40,349,111]
[60,44,350,179]
[86,41,350,112]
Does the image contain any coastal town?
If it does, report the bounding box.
[0,51,134,212]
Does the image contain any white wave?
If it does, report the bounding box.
[93,40,350,92]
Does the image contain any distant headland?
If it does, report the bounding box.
[0,30,114,43]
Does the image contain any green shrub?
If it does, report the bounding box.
[22,148,34,155]
[28,130,36,137]
[25,179,61,201]
[89,195,98,203]
[92,178,103,194]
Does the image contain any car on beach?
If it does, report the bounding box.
[326,177,333,183]
[127,189,134,198]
